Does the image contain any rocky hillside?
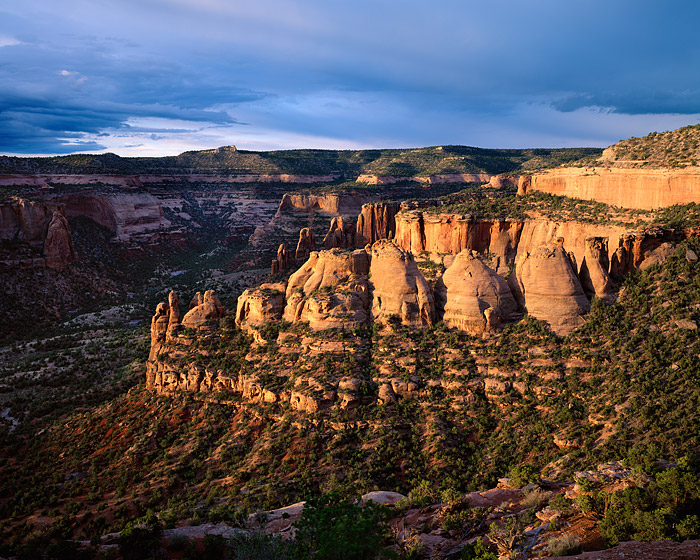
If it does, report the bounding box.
[601,124,700,168]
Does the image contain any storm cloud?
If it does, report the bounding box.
[1,0,699,154]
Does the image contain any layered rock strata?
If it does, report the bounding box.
[0,199,77,269]
[523,166,700,210]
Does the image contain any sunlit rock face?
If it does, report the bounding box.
[369,240,435,327]
[436,250,519,334]
[509,240,590,335]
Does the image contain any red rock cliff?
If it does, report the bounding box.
[524,167,700,210]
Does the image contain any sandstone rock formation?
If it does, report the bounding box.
[523,166,700,210]
[235,283,286,329]
[369,240,435,327]
[43,210,77,270]
[149,302,170,360]
[355,202,401,247]
[57,192,170,242]
[271,243,290,275]
[394,212,523,273]
[283,249,370,330]
[182,290,226,328]
[579,237,615,300]
[0,200,77,269]
[189,292,204,309]
[322,216,355,249]
[509,240,590,335]
[435,250,519,333]
[167,291,181,333]
[277,192,372,216]
[295,228,316,261]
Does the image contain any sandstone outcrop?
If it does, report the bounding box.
[579,237,615,300]
[0,199,77,269]
[394,212,523,273]
[435,250,519,333]
[369,240,435,327]
[322,216,355,249]
[43,210,77,269]
[283,249,370,330]
[190,292,204,309]
[523,166,700,210]
[235,283,286,329]
[182,290,226,328]
[57,193,170,242]
[277,192,372,216]
[167,291,181,333]
[509,240,590,335]
[295,228,316,261]
[149,302,170,360]
[271,243,290,275]
[355,202,401,247]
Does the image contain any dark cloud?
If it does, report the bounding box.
[1,0,700,154]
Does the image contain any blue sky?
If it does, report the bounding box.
[1,0,700,155]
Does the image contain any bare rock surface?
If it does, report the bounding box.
[284,249,370,330]
[369,240,435,327]
[579,237,615,300]
[236,283,286,328]
[510,241,590,335]
[182,290,226,328]
[436,249,519,333]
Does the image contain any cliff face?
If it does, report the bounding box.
[57,193,170,242]
[509,241,591,335]
[524,167,700,210]
[394,211,523,274]
[277,192,374,216]
[0,199,76,269]
[355,201,402,246]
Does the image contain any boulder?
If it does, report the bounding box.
[369,240,435,327]
[235,283,286,328]
[509,240,590,335]
[435,250,518,333]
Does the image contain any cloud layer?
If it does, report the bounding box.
[1,0,700,154]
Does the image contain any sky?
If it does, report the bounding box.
[1,0,700,156]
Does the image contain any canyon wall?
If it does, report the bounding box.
[57,193,170,242]
[0,173,340,187]
[524,167,700,210]
[0,198,76,269]
[277,192,374,216]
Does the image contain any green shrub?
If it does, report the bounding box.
[508,465,540,487]
[292,491,386,560]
